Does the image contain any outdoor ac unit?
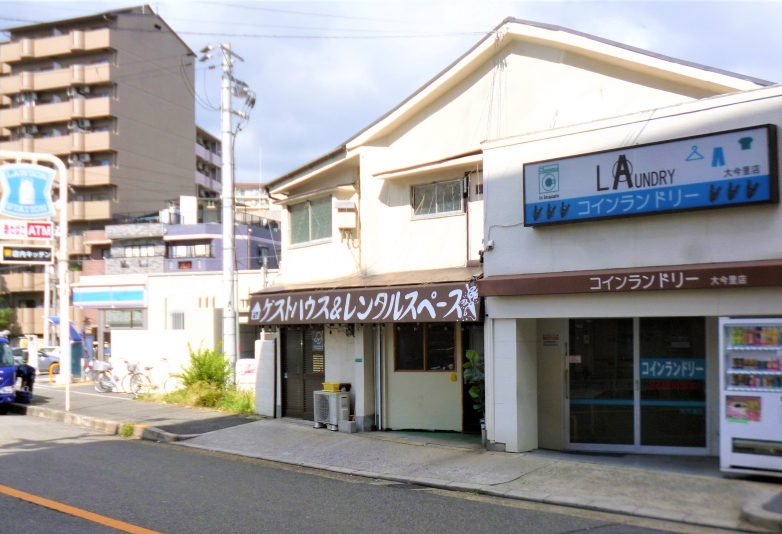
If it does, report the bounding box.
[17,126,27,135]
[27,125,38,134]
[79,153,90,162]
[313,391,349,431]
[77,119,91,128]
[67,120,78,130]
[81,85,90,94]
[66,87,76,97]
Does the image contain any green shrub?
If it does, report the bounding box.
[177,342,232,389]
[156,382,255,416]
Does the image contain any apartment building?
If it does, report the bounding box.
[196,126,221,198]
[236,180,282,222]
[0,5,199,338]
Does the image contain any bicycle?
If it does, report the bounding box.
[130,358,183,395]
[93,360,141,393]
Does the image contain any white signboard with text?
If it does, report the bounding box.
[523,125,778,226]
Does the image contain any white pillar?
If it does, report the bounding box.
[353,327,375,431]
[491,318,538,453]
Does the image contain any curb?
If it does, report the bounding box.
[9,403,765,533]
[178,442,752,532]
[742,493,782,533]
[8,403,197,443]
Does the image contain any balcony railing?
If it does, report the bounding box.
[0,63,112,95]
[0,29,111,63]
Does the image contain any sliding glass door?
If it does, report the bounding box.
[566,317,707,453]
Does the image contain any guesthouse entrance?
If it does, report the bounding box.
[281,325,325,421]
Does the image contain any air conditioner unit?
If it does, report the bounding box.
[313,391,350,431]
[67,154,78,164]
[14,94,25,104]
[27,125,38,134]
[67,120,78,130]
[77,119,91,128]
[66,87,76,97]
[80,86,90,94]
[197,162,205,172]
[79,153,90,162]
[17,126,27,135]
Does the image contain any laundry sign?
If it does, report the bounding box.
[523,125,778,226]
[0,163,56,219]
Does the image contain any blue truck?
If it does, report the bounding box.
[0,336,16,406]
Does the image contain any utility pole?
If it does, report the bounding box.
[221,42,237,371]
[200,42,253,376]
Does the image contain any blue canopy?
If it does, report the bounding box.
[45,317,82,342]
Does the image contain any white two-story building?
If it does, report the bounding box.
[249,18,767,433]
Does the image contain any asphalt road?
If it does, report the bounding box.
[0,415,728,534]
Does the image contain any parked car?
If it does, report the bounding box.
[12,346,60,375]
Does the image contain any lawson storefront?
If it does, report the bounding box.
[72,280,147,359]
[479,86,782,455]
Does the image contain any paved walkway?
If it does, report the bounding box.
[13,384,782,532]
[183,419,782,532]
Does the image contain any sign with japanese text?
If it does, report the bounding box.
[249,281,479,325]
[0,163,56,219]
[640,358,706,380]
[0,220,53,240]
[479,259,782,297]
[0,244,53,264]
[523,125,778,226]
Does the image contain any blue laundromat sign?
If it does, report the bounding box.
[523,125,778,226]
[0,163,56,219]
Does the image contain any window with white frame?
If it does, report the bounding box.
[290,196,332,244]
[412,179,462,217]
[120,244,156,258]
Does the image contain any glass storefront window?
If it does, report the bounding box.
[639,317,706,448]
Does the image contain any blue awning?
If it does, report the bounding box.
[45,317,82,342]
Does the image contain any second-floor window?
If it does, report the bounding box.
[119,245,155,258]
[290,196,331,245]
[168,244,213,258]
[412,179,462,218]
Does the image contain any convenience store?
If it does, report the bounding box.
[478,83,782,468]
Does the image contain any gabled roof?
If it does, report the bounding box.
[267,17,773,190]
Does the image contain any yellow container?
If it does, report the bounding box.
[322,382,341,392]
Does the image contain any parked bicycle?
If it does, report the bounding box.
[93,360,140,393]
[129,358,182,395]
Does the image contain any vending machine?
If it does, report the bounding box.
[719,318,782,477]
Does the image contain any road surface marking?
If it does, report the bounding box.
[0,483,161,534]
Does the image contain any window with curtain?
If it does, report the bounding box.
[290,195,332,244]
[412,179,462,217]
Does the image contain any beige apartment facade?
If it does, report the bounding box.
[0,5,200,338]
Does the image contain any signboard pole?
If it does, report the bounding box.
[43,267,50,346]
[0,150,69,411]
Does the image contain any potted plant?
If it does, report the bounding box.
[463,349,486,445]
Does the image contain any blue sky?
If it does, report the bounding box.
[3,1,781,185]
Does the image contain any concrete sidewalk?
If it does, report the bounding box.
[16,382,256,436]
[183,418,782,532]
[10,384,782,532]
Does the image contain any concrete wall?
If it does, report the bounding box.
[110,11,195,215]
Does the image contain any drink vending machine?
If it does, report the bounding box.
[719,317,782,477]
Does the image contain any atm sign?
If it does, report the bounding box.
[0,220,53,240]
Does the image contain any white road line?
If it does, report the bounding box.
[34,384,137,401]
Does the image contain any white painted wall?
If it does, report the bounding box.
[483,87,782,278]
